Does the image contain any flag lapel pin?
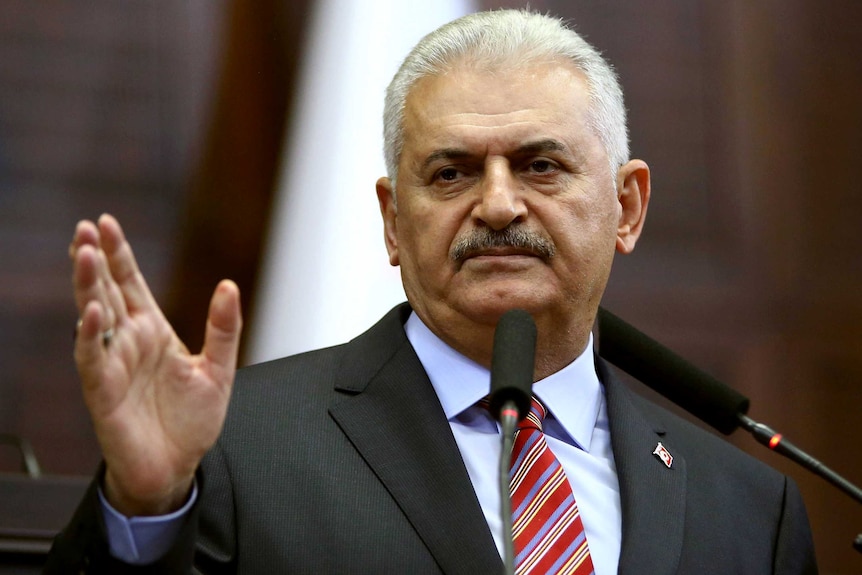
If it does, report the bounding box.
[653,442,673,469]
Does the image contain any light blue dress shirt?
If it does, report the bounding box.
[405,313,621,575]
[102,311,621,573]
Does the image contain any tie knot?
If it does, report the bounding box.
[518,396,546,432]
[477,395,546,431]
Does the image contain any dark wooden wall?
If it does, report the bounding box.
[0,0,229,476]
[0,0,310,477]
[506,1,862,572]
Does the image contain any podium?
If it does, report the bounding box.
[0,473,88,573]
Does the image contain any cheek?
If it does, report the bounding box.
[545,199,619,265]
[397,204,460,270]
[405,198,470,248]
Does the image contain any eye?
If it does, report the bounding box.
[436,167,463,182]
[528,160,555,174]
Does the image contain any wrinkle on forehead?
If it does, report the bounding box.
[441,112,565,128]
[403,63,590,136]
[398,59,608,180]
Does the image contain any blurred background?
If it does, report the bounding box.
[1,0,861,572]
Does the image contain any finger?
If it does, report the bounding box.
[73,300,128,421]
[73,244,123,334]
[97,214,160,315]
[69,220,100,261]
[72,244,107,318]
[71,219,117,323]
[201,280,243,388]
[74,300,108,391]
[95,248,127,327]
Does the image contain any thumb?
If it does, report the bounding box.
[202,280,243,384]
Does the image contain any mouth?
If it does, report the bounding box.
[462,247,541,260]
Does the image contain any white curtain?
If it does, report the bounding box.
[247,0,478,364]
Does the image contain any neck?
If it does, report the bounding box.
[414,305,596,381]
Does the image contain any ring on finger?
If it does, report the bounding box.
[73,319,115,348]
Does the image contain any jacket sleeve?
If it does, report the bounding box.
[42,464,202,575]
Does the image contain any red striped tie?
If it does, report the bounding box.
[509,397,595,575]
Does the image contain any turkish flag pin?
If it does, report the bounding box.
[653,442,673,469]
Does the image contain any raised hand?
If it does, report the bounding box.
[70,214,242,516]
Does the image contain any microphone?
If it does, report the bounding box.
[488,309,536,575]
[489,309,536,423]
[596,306,749,435]
[596,306,862,529]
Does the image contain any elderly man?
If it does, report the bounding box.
[46,9,816,574]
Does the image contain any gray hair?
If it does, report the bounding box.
[383,9,629,187]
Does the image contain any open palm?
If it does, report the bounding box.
[70,214,242,516]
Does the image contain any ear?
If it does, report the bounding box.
[376,177,400,266]
[615,159,650,254]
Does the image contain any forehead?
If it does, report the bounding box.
[401,59,596,157]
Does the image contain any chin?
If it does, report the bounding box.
[454,287,555,325]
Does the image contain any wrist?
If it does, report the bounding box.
[103,467,195,517]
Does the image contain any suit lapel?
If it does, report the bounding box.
[599,358,686,575]
[329,305,500,575]
[327,307,688,574]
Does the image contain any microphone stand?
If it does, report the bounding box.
[737,414,862,505]
[498,401,519,575]
[736,413,862,553]
[0,433,41,478]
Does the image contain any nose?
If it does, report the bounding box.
[470,164,527,230]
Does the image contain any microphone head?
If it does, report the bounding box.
[489,309,536,421]
[597,307,750,435]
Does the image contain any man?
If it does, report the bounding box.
[46,9,817,574]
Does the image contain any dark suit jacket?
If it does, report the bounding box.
[45,303,817,574]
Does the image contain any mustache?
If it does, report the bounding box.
[450,226,556,262]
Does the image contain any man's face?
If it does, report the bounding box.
[377,58,647,360]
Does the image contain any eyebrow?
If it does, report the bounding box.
[515,138,568,156]
[421,148,473,171]
[421,139,570,171]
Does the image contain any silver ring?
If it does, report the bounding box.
[74,320,115,347]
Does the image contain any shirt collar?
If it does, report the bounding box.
[404,311,603,452]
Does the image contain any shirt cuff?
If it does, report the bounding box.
[98,481,198,565]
